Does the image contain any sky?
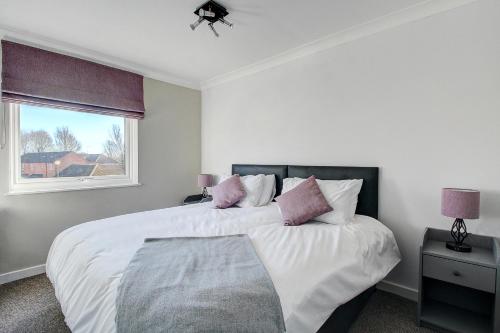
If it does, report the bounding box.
[20,104,124,154]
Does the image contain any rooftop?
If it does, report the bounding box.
[58,164,96,177]
[21,151,71,163]
[84,154,118,164]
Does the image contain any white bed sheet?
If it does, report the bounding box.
[46,202,400,333]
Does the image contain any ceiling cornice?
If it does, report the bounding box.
[0,25,200,91]
[201,0,478,90]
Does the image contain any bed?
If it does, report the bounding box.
[46,164,401,333]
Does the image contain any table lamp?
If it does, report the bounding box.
[198,174,213,198]
[441,188,480,252]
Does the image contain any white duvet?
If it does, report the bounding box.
[46,202,400,333]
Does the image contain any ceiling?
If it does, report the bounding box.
[0,0,428,88]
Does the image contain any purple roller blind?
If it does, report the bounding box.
[1,40,145,119]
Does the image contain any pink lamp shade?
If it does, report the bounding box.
[441,188,480,220]
[198,174,213,188]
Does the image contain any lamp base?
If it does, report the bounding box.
[446,218,472,252]
[446,241,471,253]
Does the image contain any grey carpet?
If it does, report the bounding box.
[0,274,70,333]
[349,291,435,333]
[0,274,435,333]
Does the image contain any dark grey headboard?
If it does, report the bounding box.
[232,164,379,219]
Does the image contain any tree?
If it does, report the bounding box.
[103,125,125,166]
[54,126,81,152]
[31,130,54,152]
[21,130,54,153]
[21,130,32,154]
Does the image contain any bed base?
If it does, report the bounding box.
[317,286,375,333]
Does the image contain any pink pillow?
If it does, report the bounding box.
[212,175,246,209]
[275,176,333,226]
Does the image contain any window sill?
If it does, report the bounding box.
[6,181,141,196]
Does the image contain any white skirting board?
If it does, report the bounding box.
[0,264,419,303]
[0,264,46,285]
[377,279,418,302]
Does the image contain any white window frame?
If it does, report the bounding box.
[7,103,139,195]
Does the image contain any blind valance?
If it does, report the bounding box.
[1,40,145,119]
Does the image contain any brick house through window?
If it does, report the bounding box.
[21,151,90,178]
[21,152,122,178]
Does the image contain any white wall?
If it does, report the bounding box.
[0,78,201,275]
[202,0,500,290]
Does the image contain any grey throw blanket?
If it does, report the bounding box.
[116,235,285,333]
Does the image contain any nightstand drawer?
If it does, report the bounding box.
[423,254,496,293]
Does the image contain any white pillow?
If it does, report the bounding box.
[282,177,363,224]
[257,175,276,206]
[235,174,266,208]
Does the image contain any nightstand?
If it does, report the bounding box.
[418,228,500,333]
[183,194,212,205]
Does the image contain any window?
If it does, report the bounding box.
[8,103,139,194]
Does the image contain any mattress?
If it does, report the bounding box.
[46,202,400,333]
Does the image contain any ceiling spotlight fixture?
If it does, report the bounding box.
[189,0,233,38]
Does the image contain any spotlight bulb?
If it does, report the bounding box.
[208,23,219,37]
[218,18,233,28]
[190,17,204,30]
[199,9,215,18]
